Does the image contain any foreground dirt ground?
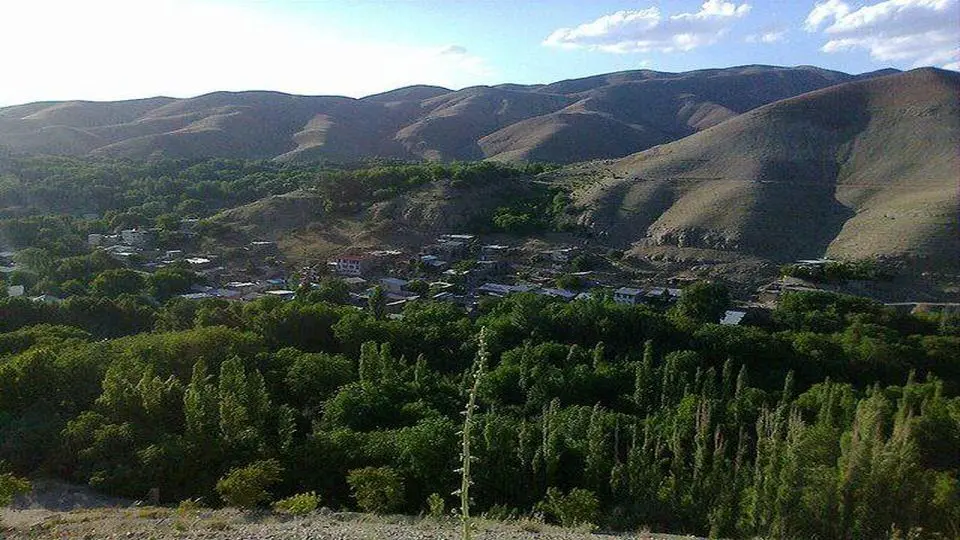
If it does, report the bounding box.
[1,506,695,540]
[1,480,702,540]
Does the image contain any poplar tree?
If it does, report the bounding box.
[184,359,218,445]
[634,340,656,414]
[584,404,608,494]
[358,341,380,386]
[218,356,250,447]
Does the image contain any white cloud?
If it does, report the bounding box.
[543,0,752,53]
[746,30,788,43]
[0,0,495,106]
[804,0,959,69]
[439,45,469,56]
[804,0,852,31]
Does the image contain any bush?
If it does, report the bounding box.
[555,274,584,291]
[517,514,545,532]
[0,471,31,506]
[536,487,599,528]
[569,254,595,272]
[406,280,430,297]
[177,498,203,516]
[482,503,517,521]
[273,491,319,515]
[215,459,284,509]
[671,281,729,324]
[426,492,445,519]
[347,466,404,514]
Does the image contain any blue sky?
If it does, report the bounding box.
[1,0,957,106]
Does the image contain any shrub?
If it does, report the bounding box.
[569,254,595,272]
[482,503,517,521]
[555,274,584,291]
[177,498,202,516]
[517,514,545,532]
[536,487,599,528]
[426,492,445,519]
[215,459,284,509]
[0,471,31,506]
[0,470,30,526]
[347,466,404,514]
[406,280,430,297]
[273,491,319,516]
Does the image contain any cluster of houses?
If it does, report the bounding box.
[8,227,868,327]
[85,222,292,293]
[1,250,64,303]
[87,225,172,263]
[320,233,750,324]
[1,250,24,299]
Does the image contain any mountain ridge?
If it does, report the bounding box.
[0,65,903,164]
[200,68,958,275]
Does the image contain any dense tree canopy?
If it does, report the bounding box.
[0,286,957,537]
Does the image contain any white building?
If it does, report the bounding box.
[720,310,747,326]
[333,255,370,276]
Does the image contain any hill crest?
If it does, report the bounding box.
[0,65,901,164]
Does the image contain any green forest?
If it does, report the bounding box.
[1,285,958,538]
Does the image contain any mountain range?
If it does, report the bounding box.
[200,66,958,274]
[0,65,900,164]
[1,65,957,274]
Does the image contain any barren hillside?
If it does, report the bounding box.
[0,65,882,164]
[563,68,959,267]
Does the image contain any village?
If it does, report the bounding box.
[3,224,759,323]
[6,223,951,325]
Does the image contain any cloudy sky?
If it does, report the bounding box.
[1,0,957,106]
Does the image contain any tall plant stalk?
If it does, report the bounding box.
[458,327,488,540]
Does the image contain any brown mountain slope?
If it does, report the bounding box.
[479,111,674,163]
[0,65,889,163]
[91,92,403,161]
[361,85,452,103]
[394,86,576,160]
[565,68,959,267]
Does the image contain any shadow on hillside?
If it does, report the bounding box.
[741,159,856,261]
[740,87,871,261]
